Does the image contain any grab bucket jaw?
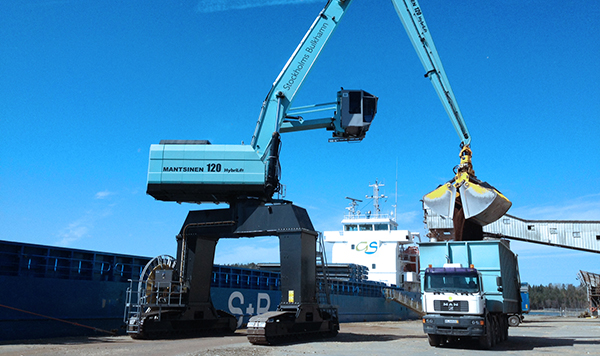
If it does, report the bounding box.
[423,183,457,219]
[423,145,511,227]
[458,179,511,226]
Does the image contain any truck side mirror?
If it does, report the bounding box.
[496,276,503,292]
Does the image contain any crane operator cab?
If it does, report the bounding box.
[331,89,378,141]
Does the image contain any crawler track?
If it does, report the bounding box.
[247,309,339,345]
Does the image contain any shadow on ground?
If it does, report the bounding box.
[433,335,600,351]
[333,332,426,343]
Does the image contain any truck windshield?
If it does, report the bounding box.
[424,271,479,293]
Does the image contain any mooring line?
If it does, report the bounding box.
[0,303,117,336]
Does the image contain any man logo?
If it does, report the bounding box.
[355,241,378,254]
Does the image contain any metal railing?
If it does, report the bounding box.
[383,288,424,316]
[124,278,187,334]
[344,213,393,220]
[316,232,333,305]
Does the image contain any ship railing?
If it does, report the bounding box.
[344,213,392,220]
[0,240,150,282]
[137,279,186,308]
[383,288,424,317]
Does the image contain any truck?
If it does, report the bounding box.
[420,240,522,349]
[516,282,531,325]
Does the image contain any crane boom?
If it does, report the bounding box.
[391,3,510,231]
[392,0,471,146]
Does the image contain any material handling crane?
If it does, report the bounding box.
[126,0,511,344]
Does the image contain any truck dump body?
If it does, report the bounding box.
[419,240,521,314]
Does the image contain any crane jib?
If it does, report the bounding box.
[251,0,352,156]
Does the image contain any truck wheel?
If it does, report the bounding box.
[490,316,497,347]
[479,314,494,350]
[427,334,441,347]
[494,315,505,344]
[478,330,493,350]
[508,315,520,327]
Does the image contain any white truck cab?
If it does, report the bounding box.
[422,264,486,317]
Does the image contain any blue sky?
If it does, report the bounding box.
[1,0,599,286]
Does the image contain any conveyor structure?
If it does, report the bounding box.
[425,207,600,253]
[578,270,600,317]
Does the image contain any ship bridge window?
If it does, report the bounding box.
[359,224,373,231]
[374,224,388,231]
[344,224,358,231]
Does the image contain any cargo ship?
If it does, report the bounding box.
[0,183,421,342]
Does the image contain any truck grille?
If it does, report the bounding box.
[434,300,468,312]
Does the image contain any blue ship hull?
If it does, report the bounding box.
[0,240,419,342]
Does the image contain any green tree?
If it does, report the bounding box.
[528,283,587,310]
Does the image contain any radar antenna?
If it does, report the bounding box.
[345,197,362,217]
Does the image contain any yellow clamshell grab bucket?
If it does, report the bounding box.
[423,145,511,226]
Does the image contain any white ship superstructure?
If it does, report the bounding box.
[324,181,420,291]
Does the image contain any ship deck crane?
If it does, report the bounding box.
[127,0,511,344]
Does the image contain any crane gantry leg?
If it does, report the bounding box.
[126,201,338,343]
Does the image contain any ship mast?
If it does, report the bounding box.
[394,159,398,222]
[366,180,386,216]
